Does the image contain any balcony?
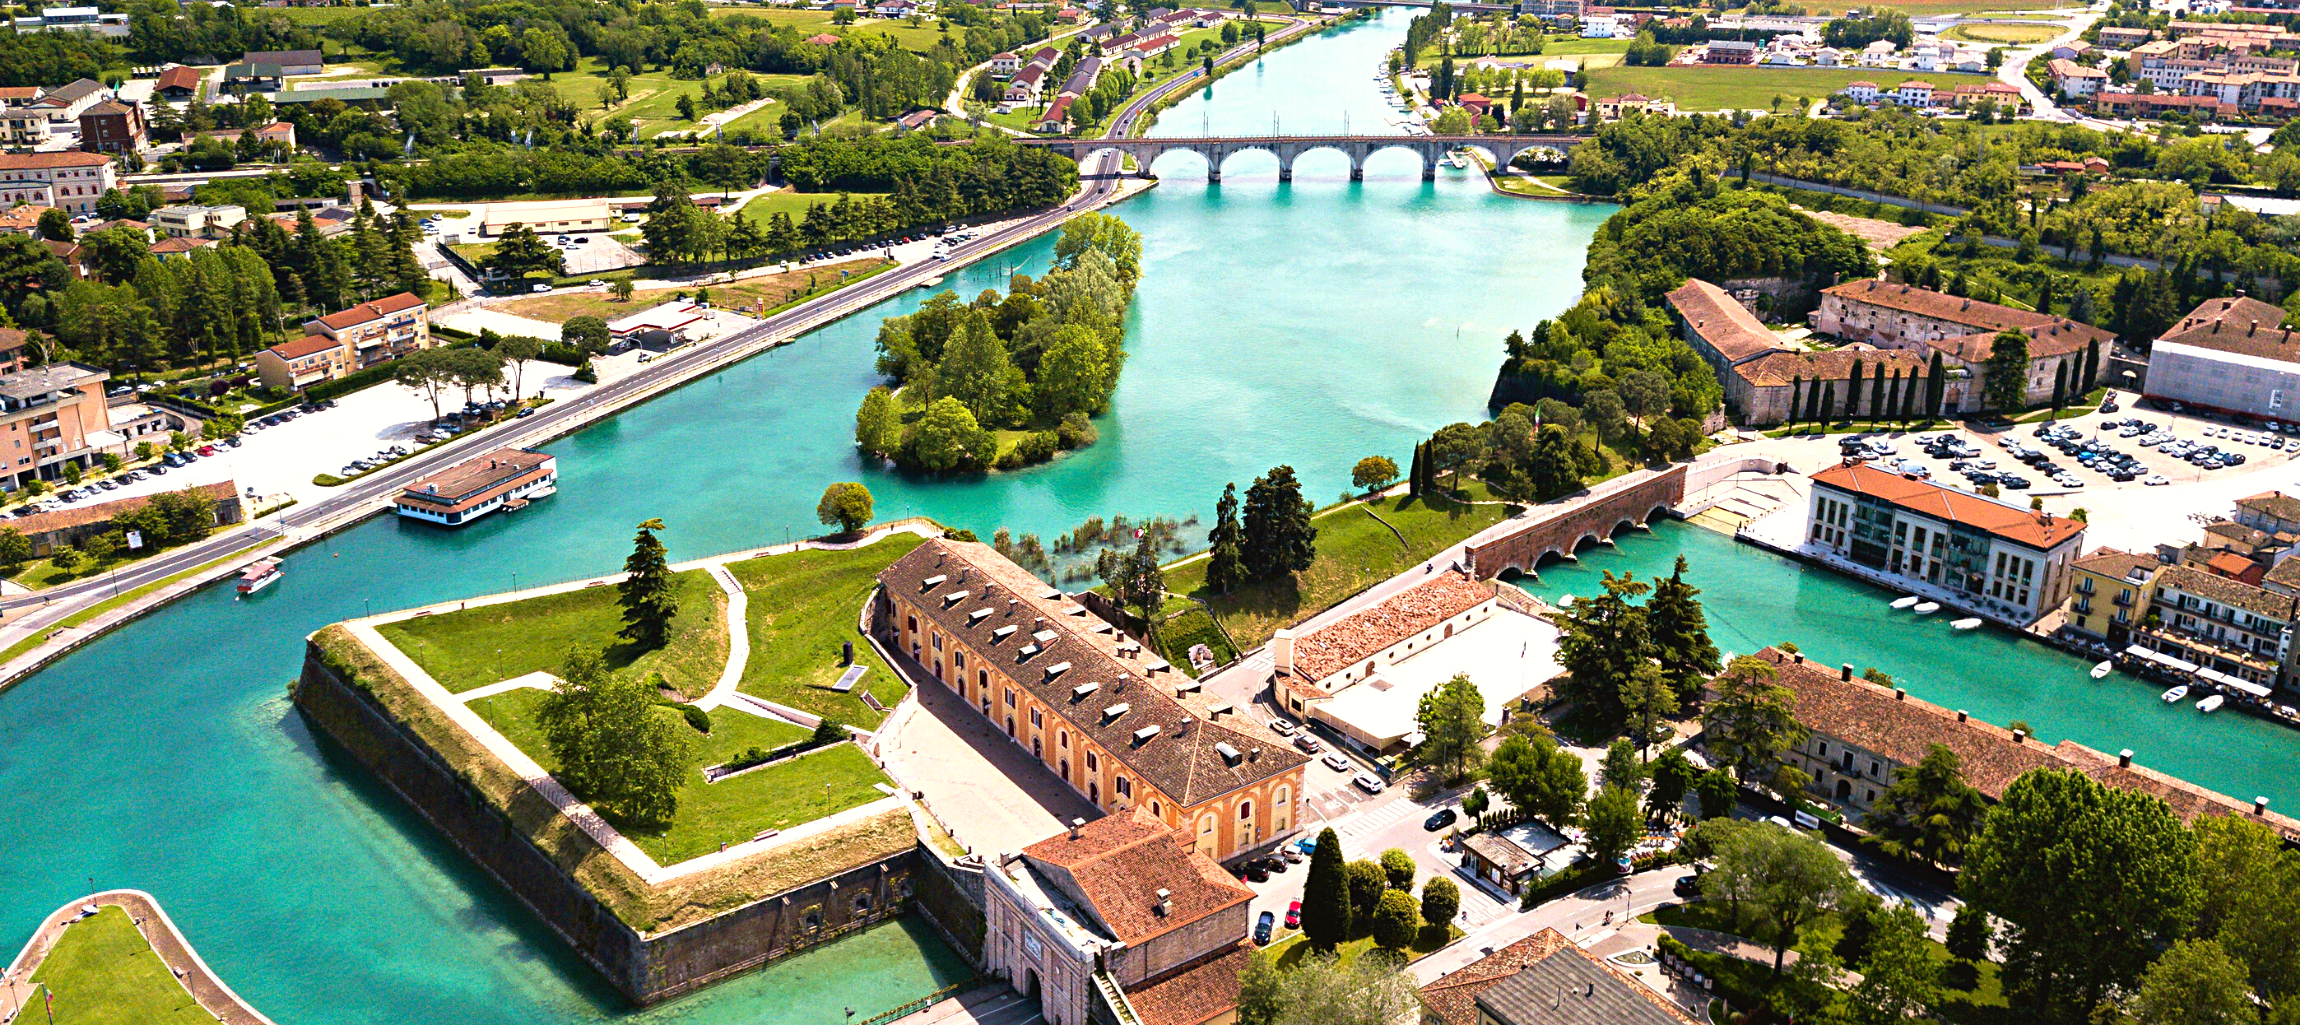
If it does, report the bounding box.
[2114,592,2134,607]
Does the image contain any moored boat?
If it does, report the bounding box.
[1912,602,1940,615]
[2162,685,2191,704]
[2198,694,2226,713]
[1890,595,1920,610]
[2091,660,2113,679]
[1950,618,1982,630]
[237,558,283,596]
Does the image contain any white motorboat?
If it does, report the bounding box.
[2161,685,2191,704]
[236,557,283,596]
[2197,694,2226,713]
[1912,602,1941,615]
[2091,660,2113,679]
[1890,596,1920,610]
[1950,618,1982,631]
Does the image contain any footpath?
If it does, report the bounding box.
[2,889,276,1025]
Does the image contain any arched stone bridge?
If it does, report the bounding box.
[1461,457,1790,579]
[1018,134,1583,182]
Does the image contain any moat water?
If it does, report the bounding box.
[0,11,1625,1024]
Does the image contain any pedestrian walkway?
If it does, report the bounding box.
[1338,798,1424,840]
[698,562,751,711]
[4,890,276,1025]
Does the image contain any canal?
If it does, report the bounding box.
[1509,521,2300,812]
[0,10,1620,1024]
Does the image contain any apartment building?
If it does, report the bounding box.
[0,150,116,214]
[2065,545,2300,692]
[1807,459,2086,626]
[877,539,1309,863]
[77,99,144,155]
[2048,58,2108,96]
[0,361,111,490]
[303,291,432,364]
[152,203,248,239]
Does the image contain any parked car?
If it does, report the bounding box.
[532,283,552,293]
[1424,808,1457,831]
[1294,837,1318,856]
[1243,861,1269,883]
[196,445,217,457]
[1255,910,1275,945]
[1284,901,1302,929]
[1267,718,1295,737]
[1674,872,1704,900]
[1292,734,1321,754]
[1353,772,1385,794]
[1321,751,1349,772]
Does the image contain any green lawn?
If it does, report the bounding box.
[376,570,729,697]
[728,532,929,727]
[734,190,893,226]
[1165,492,1513,651]
[711,7,956,53]
[1266,922,1463,968]
[1580,66,1897,113]
[469,688,893,864]
[23,907,209,1025]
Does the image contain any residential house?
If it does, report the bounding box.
[0,150,115,213]
[1891,79,1935,107]
[1751,645,2300,840]
[255,332,354,390]
[2141,294,2300,420]
[1706,39,1759,63]
[982,809,1258,1025]
[147,236,216,260]
[0,204,47,235]
[1419,928,1699,1025]
[2236,491,2300,536]
[876,538,1310,861]
[990,51,1022,77]
[1839,80,1880,105]
[191,120,297,152]
[1036,94,1075,132]
[298,291,433,372]
[1806,458,2086,626]
[42,237,88,277]
[153,64,204,101]
[2098,25,2153,49]
[152,203,247,239]
[30,79,109,123]
[77,100,145,155]
[1949,80,2025,110]
[2049,57,2109,95]
[1812,279,2113,413]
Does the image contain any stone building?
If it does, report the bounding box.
[1667,277,1931,426]
[877,539,1309,863]
[982,809,1256,1025]
[1812,279,2112,413]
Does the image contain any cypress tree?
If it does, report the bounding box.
[1787,376,1802,426]
[1300,827,1351,952]
[1804,376,1824,423]
[1869,364,1887,425]
[2051,361,2068,411]
[1925,352,1948,419]
[1884,369,1904,426]
[1902,367,1923,422]
[1819,380,1837,425]
[1407,442,1426,498]
[2082,340,2100,393]
[1846,361,1864,421]
[1206,483,1246,595]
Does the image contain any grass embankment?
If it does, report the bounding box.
[496,256,890,324]
[728,532,928,727]
[19,906,208,1025]
[307,625,918,932]
[1643,902,2007,1023]
[376,569,729,698]
[1579,66,1890,113]
[708,7,953,53]
[1884,229,2132,309]
[470,687,891,864]
[1166,492,1514,652]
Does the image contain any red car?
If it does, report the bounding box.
[1284,900,1302,929]
[196,445,217,457]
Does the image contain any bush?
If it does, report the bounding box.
[1372,889,1421,950]
[1057,412,1097,449]
[678,704,712,734]
[572,358,598,384]
[812,716,847,746]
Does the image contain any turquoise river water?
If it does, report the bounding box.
[0,11,1625,1025]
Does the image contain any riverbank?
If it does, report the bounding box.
[4,890,276,1025]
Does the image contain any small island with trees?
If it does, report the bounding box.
[854,213,1142,473]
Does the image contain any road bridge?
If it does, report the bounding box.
[1018,133,1581,182]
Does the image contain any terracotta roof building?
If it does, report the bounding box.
[2236,490,2300,535]
[1728,348,1930,427]
[1741,647,2300,840]
[984,809,1258,1025]
[154,64,204,99]
[2143,295,2300,421]
[1419,927,1698,1025]
[1807,459,2085,626]
[0,149,116,215]
[0,361,119,491]
[1813,279,2112,414]
[1268,571,1509,752]
[1667,277,1786,370]
[877,539,1308,858]
[3,480,242,557]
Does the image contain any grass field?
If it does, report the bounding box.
[1580,65,1890,113]
[271,5,367,23]
[1165,493,1513,651]
[733,190,893,226]
[494,256,890,323]
[23,907,208,1025]
[469,687,892,864]
[709,7,954,52]
[1815,0,2061,12]
[1943,21,2062,43]
[728,532,929,727]
[377,569,728,697]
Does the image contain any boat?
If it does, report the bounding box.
[1950,618,1982,631]
[1890,596,1920,610]
[2091,660,2114,679]
[2197,694,2226,713]
[916,276,945,290]
[1912,602,1940,615]
[2161,685,2191,704]
[236,558,283,596]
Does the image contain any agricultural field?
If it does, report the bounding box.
[1580,65,1895,113]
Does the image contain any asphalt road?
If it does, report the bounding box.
[0,18,1324,651]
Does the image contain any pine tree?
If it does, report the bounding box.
[1299,827,1351,952]
[1205,483,1246,595]
[1240,466,1316,583]
[617,518,679,648]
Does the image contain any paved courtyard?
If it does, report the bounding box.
[877,667,1100,857]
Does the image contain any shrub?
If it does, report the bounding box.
[812,716,847,746]
[678,704,711,734]
[1057,412,1097,449]
[1372,889,1420,950]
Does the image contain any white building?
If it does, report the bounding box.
[13,6,130,35]
[394,448,556,527]
[1806,459,2086,626]
[2142,295,2300,421]
[0,150,117,214]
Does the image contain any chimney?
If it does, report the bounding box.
[1957,709,1969,722]
[2255,797,2270,816]
[1895,687,1906,701]
[1034,616,1046,631]
[2013,730,2026,744]
[1154,888,1172,916]
[1007,599,1019,616]
[2119,749,2134,768]
[1840,663,1853,681]
[1249,748,1261,762]
[1793,652,1805,664]
[1069,817,1085,840]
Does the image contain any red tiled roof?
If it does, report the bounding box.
[1124,943,1255,1025]
[155,65,204,92]
[1289,572,1492,683]
[1810,459,2085,549]
[1667,277,1783,365]
[1823,279,2112,357]
[312,291,425,330]
[1022,807,1253,947]
[0,151,111,170]
[264,334,341,360]
[2155,295,2298,360]
[8,482,235,537]
[148,236,214,254]
[1418,927,1697,1025]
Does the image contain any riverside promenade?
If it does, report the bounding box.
[3,889,276,1025]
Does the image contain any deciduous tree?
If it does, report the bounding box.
[1352,455,1399,493]
[537,647,691,828]
[1862,743,1987,867]
[1487,733,1585,826]
[1583,785,1643,866]
[1412,673,1489,784]
[1702,818,1862,975]
[1371,890,1419,950]
[815,482,873,535]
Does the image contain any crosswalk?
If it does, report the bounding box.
[1337,799,1422,839]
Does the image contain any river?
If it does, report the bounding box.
[0,10,1620,1024]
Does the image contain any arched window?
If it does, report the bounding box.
[906,615,917,634]
[1150,800,1162,818]
[1198,815,1215,836]
[1238,800,1253,821]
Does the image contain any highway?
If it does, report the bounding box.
[0,15,1327,673]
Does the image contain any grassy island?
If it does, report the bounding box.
[20,907,207,1025]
